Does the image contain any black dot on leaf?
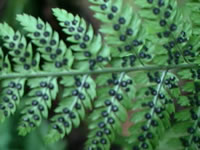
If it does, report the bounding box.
[125,45,132,51]
[164,11,171,18]
[146,132,153,139]
[141,142,148,149]
[187,127,195,134]
[107,117,115,124]
[141,125,149,131]
[145,113,151,119]
[138,135,145,141]
[83,35,90,42]
[89,59,96,67]
[4,111,8,117]
[120,35,127,42]
[41,94,49,101]
[80,43,87,49]
[64,121,70,127]
[160,20,167,26]
[151,120,158,126]
[84,51,92,57]
[104,100,112,106]
[78,93,85,100]
[96,131,103,137]
[36,24,43,30]
[163,31,170,37]
[116,94,123,101]
[104,128,111,135]
[100,4,107,10]
[147,0,153,3]
[111,6,118,13]
[113,24,120,31]
[101,110,108,117]
[14,50,21,55]
[75,103,81,110]
[64,21,70,26]
[75,80,81,87]
[126,28,133,35]
[24,52,30,57]
[63,107,69,114]
[28,109,34,114]
[118,17,126,24]
[120,81,127,87]
[8,103,14,109]
[132,40,141,47]
[38,105,44,111]
[4,36,9,40]
[24,64,30,70]
[157,32,162,38]
[92,140,98,145]
[29,122,36,128]
[83,82,90,89]
[43,31,50,37]
[33,114,40,120]
[72,20,78,25]
[32,60,37,66]
[170,24,177,31]
[34,32,40,37]
[77,26,84,32]
[153,8,160,15]
[50,40,57,46]
[0,104,5,110]
[133,146,140,150]
[16,83,22,90]
[72,89,79,96]
[107,13,114,20]
[19,57,26,63]
[74,34,81,40]
[7,89,13,95]
[111,105,119,112]
[9,42,15,48]
[13,35,19,41]
[40,39,47,44]
[55,61,62,68]
[32,100,38,106]
[69,27,75,32]
[100,138,107,144]
[98,122,106,128]
[18,43,24,49]
[109,89,116,96]
[96,56,104,62]
[158,0,164,7]
[69,112,76,119]
[9,82,16,88]
[3,96,9,102]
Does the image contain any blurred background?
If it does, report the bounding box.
[0,0,124,150]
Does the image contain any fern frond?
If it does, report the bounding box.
[14,14,75,135]
[0,0,199,149]
[44,9,109,142]
[0,23,37,124]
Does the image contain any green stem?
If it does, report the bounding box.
[0,64,198,79]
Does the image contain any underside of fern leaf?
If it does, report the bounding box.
[0,0,200,150]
